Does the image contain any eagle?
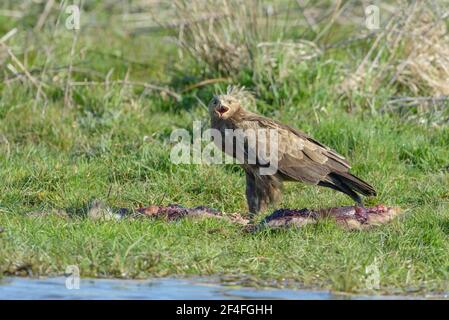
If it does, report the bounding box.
[208,87,376,214]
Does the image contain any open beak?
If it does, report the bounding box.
[215,104,229,118]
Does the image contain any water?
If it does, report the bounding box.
[0,277,432,300]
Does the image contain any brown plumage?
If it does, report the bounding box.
[208,87,376,214]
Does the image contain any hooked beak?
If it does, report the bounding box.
[215,104,229,118]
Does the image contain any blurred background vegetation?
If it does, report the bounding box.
[1,0,448,123]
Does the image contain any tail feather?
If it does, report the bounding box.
[319,172,376,204]
[328,172,376,197]
[318,180,362,204]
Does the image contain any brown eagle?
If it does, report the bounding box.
[208,87,376,214]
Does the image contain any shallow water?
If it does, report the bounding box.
[0,277,432,300]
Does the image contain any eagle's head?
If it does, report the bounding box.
[208,94,241,120]
[208,86,254,121]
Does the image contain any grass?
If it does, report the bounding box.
[0,0,448,295]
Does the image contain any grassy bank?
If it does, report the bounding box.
[0,1,448,295]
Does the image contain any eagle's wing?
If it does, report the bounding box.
[241,114,351,185]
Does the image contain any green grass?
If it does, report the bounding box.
[0,1,448,295]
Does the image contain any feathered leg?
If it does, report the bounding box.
[246,170,283,215]
[245,171,260,214]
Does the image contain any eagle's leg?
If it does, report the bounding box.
[258,175,282,212]
[246,171,282,215]
[245,171,261,215]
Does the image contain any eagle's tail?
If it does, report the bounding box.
[319,172,376,204]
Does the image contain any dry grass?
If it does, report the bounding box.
[170,0,273,75]
[168,0,324,107]
[170,0,322,77]
[341,1,449,98]
[394,8,449,96]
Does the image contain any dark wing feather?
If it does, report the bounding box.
[240,113,351,183]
